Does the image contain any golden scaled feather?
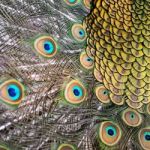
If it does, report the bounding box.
[85,0,150,111]
[0,0,150,150]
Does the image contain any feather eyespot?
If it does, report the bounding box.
[99,121,122,146]
[80,51,94,69]
[0,79,25,108]
[83,0,91,9]
[71,24,87,42]
[122,108,142,127]
[57,143,76,150]
[138,127,150,150]
[64,0,78,6]
[34,36,58,58]
[64,80,87,104]
[95,85,110,104]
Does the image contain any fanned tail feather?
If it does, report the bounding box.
[0,0,150,150]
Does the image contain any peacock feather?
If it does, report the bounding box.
[0,0,150,150]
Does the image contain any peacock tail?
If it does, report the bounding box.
[0,0,149,150]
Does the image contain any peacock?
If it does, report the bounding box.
[0,0,150,149]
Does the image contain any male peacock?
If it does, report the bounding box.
[0,0,150,150]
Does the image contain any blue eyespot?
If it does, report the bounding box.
[130,112,135,119]
[7,84,21,101]
[69,0,76,3]
[106,126,117,137]
[73,86,83,98]
[103,90,109,95]
[43,41,54,54]
[79,29,85,37]
[86,57,93,62]
[144,132,150,141]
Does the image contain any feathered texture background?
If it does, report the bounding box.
[0,0,150,150]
